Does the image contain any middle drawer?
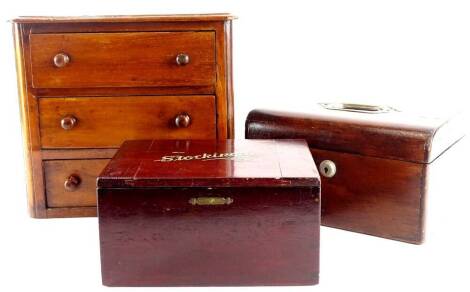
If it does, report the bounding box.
[39,95,216,148]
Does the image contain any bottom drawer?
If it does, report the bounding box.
[44,159,110,208]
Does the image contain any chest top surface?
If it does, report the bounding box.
[12,13,235,23]
[97,139,319,188]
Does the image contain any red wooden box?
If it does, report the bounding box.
[97,139,320,286]
[245,104,465,244]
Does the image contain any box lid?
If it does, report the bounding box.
[97,139,319,188]
[246,104,466,163]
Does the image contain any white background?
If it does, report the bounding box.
[0,1,469,291]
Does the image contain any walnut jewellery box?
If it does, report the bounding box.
[245,104,465,244]
[12,14,235,218]
[97,139,320,286]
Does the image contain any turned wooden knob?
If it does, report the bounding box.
[60,115,78,130]
[53,53,70,68]
[64,175,81,191]
[175,53,190,66]
[174,113,191,128]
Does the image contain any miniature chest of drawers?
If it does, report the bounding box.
[97,139,320,286]
[13,14,235,218]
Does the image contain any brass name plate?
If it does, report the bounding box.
[189,197,234,206]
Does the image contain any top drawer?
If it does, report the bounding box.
[29,32,216,88]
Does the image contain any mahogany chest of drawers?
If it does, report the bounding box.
[97,139,320,286]
[13,14,235,218]
[245,104,465,244]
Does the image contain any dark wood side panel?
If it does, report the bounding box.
[214,22,231,139]
[224,20,235,138]
[311,148,425,243]
[14,23,48,217]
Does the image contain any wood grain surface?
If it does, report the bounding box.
[311,148,425,243]
[30,32,216,88]
[97,139,320,188]
[39,96,216,148]
[44,159,110,208]
[13,14,236,23]
[245,108,464,163]
[99,187,319,286]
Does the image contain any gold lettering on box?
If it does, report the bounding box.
[155,152,253,162]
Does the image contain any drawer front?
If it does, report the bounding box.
[30,32,215,88]
[310,148,424,243]
[39,95,216,148]
[45,159,110,208]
